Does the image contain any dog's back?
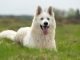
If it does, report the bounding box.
[14,27,31,43]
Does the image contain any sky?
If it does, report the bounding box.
[0,0,80,15]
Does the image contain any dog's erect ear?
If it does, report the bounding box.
[48,6,53,16]
[36,6,42,15]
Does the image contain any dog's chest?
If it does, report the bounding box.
[32,34,53,48]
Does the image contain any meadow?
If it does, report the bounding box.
[0,19,80,60]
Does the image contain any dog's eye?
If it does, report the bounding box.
[47,17,50,20]
[40,17,44,20]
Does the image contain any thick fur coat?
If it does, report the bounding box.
[0,6,57,51]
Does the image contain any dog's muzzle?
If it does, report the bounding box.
[40,25,49,35]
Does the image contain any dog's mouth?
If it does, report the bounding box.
[40,25,49,35]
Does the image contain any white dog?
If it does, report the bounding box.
[0,6,57,51]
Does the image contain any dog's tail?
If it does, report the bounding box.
[0,30,16,41]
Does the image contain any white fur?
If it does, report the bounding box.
[15,6,57,51]
[0,6,57,51]
[0,30,16,40]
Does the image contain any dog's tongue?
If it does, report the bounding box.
[42,27,48,35]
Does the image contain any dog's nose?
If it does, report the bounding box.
[44,22,48,26]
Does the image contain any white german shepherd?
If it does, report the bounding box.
[0,6,57,51]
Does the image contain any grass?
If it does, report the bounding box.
[0,19,80,60]
[56,24,80,60]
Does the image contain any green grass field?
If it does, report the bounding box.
[0,19,80,60]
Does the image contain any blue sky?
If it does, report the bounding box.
[0,0,80,15]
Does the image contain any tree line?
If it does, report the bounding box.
[54,8,80,24]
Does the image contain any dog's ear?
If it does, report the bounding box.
[36,6,42,15]
[48,6,53,16]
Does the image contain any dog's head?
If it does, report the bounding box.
[33,6,56,35]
